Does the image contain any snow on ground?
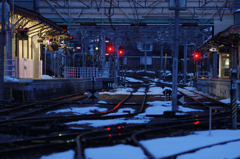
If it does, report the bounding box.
[136,70,145,73]
[146,71,155,74]
[104,108,135,116]
[65,100,202,128]
[183,86,197,91]
[40,130,240,159]
[66,117,150,127]
[4,76,19,82]
[85,144,147,159]
[99,87,133,95]
[220,98,240,105]
[46,106,107,115]
[133,87,145,95]
[40,150,74,159]
[143,76,150,79]
[147,86,164,95]
[98,100,107,104]
[149,82,156,86]
[126,70,134,73]
[140,129,240,159]
[145,101,203,115]
[178,140,240,159]
[42,75,53,79]
[220,98,231,104]
[125,77,143,82]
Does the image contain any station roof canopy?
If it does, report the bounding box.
[199,24,240,53]
[2,5,67,37]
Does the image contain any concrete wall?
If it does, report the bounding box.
[4,77,115,102]
[4,79,91,101]
[197,79,231,99]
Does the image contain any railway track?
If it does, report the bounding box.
[0,93,88,120]
[0,85,150,136]
[178,87,231,112]
[0,77,238,159]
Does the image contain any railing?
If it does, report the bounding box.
[64,67,110,78]
[4,59,15,78]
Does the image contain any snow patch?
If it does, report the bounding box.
[40,150,74,159]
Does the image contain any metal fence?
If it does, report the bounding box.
[64,67,110,78]
[4,59,15,78]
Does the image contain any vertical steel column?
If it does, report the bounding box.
[0,0,6,100]
[7,30,13,76]
[44,45,46,75]
[115,47,119,86]
[101,35,106,70]
[160,44,163,78]
[172,2,180,111]
[34,0,39,13]
[184,43,187,85]
[212,52,218,78]
[144,50,147,72]
[231,48,238,129]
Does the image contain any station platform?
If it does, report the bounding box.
[197,78,232,99]
[4,77,114,102]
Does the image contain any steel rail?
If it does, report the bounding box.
[178,89,219,113]
[75,86,149,159]
[0,132,83,155]
[184,88,231,107]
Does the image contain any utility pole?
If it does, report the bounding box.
[184,43,187,85]
[172,0,180,111]
[0,0,6,101]
[160,44,163,78]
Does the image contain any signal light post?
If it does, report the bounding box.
[193,52,200,79]
[118,46,124,85]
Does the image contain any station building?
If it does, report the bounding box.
[1,3,66,79]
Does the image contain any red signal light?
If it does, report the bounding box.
[118,46,124,55]
[119,50,123,54]
[107,44,114,53]
[108,46,113,52]
[194,121,200,125]
[194,52,200,60]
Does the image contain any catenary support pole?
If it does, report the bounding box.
[184,43,187,85]
[172,1,180,111]
[160,44,163,78]
[145,50,147,72]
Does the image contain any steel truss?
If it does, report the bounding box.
[39,0,235,25]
